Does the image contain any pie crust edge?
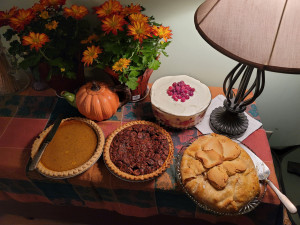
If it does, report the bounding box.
[103,120,174,181]
[31,117,105,178]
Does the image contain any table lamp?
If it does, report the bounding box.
[194,0,300,138]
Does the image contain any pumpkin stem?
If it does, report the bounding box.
[91,81,100,91]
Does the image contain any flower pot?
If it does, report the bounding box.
[105,67,153,102]
[38,62,85,96]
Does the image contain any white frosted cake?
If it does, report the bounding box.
[151,75,211,128]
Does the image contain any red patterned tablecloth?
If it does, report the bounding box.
[0,86,281,225]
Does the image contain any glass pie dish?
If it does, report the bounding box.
[175,135,267,216]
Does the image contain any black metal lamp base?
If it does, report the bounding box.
[209,63,265,138]
[209,106,248,138]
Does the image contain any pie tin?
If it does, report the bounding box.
[175,134,267,216]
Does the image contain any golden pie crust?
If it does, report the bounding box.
[103,120,174,181]
[31,117,105,178]
[180,133,260,213]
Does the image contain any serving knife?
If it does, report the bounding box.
[237,142,297,214]
[29,115,63,171]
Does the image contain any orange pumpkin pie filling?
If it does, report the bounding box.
[41,120,97,171]
[31,117,105,178]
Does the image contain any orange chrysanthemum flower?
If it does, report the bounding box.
[32,3,45,13]
[45,20,58,30]
[0,6,18,27]
[127,21,152,43]
[128,13,148,23]
[101,14,126,35]
[81,34,100,44]
[122,3,142,15]
[112,58,131,72]
[81,45,102,66]
[94,0,122,18]
[22,32,50,51]
[9,9,34,32]
[152,25,173,42]
[40,11,49,19]
[64,5,88,20]
[40,0,66,8]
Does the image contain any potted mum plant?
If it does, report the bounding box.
[81,0,172,101]
[0,0,91,93]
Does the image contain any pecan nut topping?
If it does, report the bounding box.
[103,121,174,181]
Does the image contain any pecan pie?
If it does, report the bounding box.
[31,117,105,178]
[180,133,260,213]
[103,120,174,181]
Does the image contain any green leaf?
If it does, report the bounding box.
[162,50,169,57]
[19,54,41,69]
[102,42,121,55]
[142,56,149,65]
[140,48,156,55]
[118,75,126,84]
[49,57,74,72]
[49,57,64,68]
[95,64,105,69]
[148,60,161,70]
[160,41,171,49]
[128,70,140,78]
[65,71,76,79]
[152,22,162,26]
[126,77,139,90]
[131,54,141,64]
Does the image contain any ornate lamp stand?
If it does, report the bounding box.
[209,63,265,138]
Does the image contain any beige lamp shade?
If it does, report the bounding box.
[195,0,300,74]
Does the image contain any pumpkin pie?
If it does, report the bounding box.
[180,133,260,213]
[103,120,174,181]
[31,117,105,178]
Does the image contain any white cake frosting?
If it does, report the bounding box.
[151,75,211,116]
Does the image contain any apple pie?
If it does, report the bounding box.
[180,133,260,213]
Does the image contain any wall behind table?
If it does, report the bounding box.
[1,0,299,147]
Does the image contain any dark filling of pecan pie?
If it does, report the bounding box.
[109,124,170,176]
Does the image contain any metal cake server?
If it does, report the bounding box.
[258,166,297,214]
[29,115,63,171]
[238,142,297,214]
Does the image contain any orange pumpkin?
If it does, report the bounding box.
[75,81,119,121]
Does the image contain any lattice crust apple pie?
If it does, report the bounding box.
[180,133,260,213]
